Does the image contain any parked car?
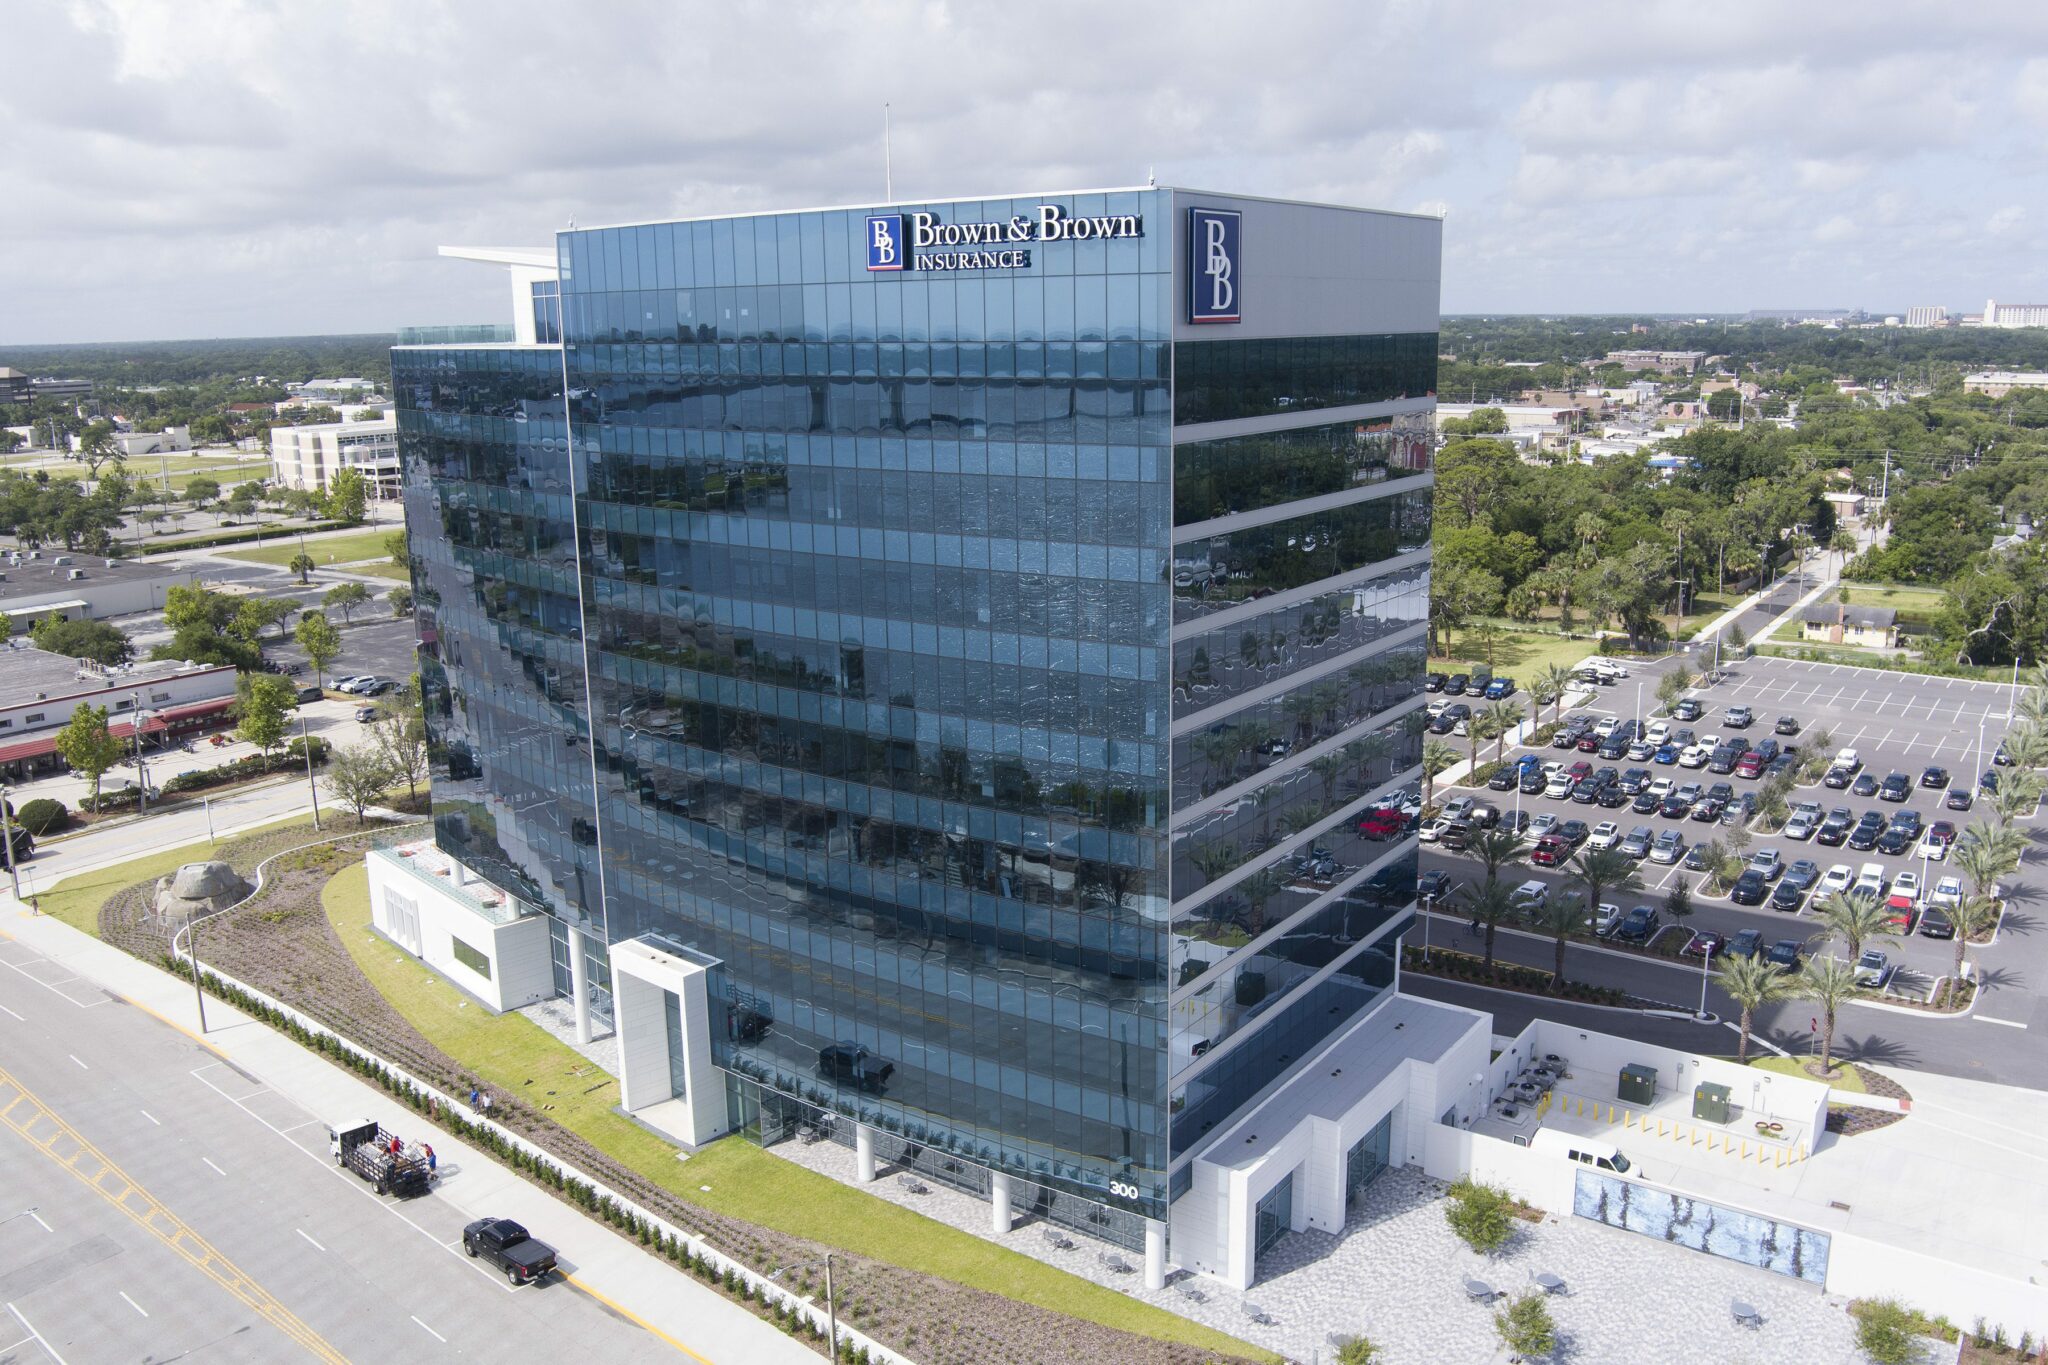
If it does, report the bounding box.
[1783,860,1821,893]
[355,705,380,722]
[1530,835,1570,867]
[1683,842,1715,870]
[1557,819,1591,848]
[1357,807,1410,840]
[1853,950,1893,988]
[1620,825,1655,860]
[1768,878,1808,913]
[1847,812,1886,851]
[1892,870,1922,904]
[817,1042,895,1091]
[1919,906,1955,939]
[1672,698,1704,721]
[1879,772,1911,803]
[1683,929,1728,958]
[1876,823,1917,856]
[333,675,374,694]
[1424,672,1446,693]
[1921,765,1950,789]
[1649,829,1686,864]
[1484,676,1516,700]
[1725,705,1754,728]
[1588,902,1625,937]
[1730,870,1769,906]
[1851,772,1880,797]
[1852,863,1886,900]
[1511,881,1550,915]
[1882,895,1917,933]
[1529,813,1560,841]
[1616,905,1660,942]
[1784,807,1822,841]
[1444,674,1469,695]
[1774,715,1801,735]
[1727,928,1764,960]
[1417,870,1455,904]
[1944,787,1977,812]
[1417,818,1451,844]
[1589,821,1623,851]
[1766,940,1804,973]
[1927,876,1964,910]
[463,1218,558,1286]
[1819,864,1854,896]
[1815,809,1854,846]
[1721,793,1757,827]
[1746,849,1785,881]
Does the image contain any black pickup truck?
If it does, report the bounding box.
[328,1119,431,1197]
[463,1218,558,1285]
[817,1041,894,1092]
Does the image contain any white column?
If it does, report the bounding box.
[568,922,592,1045]
[990,1172,1013,1234]
[855,1124,876,1183]
[1144,1219,1167,1290]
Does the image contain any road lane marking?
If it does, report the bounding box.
[139,1109,160,1126]
[1976,1015,2028,1029]
[296,1228,326,1252]
[4,1304,68,1365]
[0,1004,22,1021]
[118,1290,148,1318]
[67,1055,86,1071]
[202,1156,227,1175]
[0,1063,345,1363]
[412,1315,448,1343]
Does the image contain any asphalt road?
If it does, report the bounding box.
[0,945,673,1362]
[1428,651,2048,1089]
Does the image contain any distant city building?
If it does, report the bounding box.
[270,416,400,498]
[28,377,92,400]
[1603,349,1705,374]
[1822,490,1869,523]
[1905,306,1950,328]
[286,377,384,402]
[1978,299,2048,329]
[1963,371,2048,398]
[1744,309,1857,324]
[0,368,29,403]
[0,551,202,625]
[89,425,192,457]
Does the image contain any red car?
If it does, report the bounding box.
[1531,834,1569,867]
[1682,930,1728,958]
[1567,760,1594,782]
[1883,895,1917,932]
[1926,820,1957,850]
[1356,808,1409,840]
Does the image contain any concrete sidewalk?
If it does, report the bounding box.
[0,893,818,1365]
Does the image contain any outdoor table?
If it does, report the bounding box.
[1732,1300,1761,1329]
[1534,1272,1566,1294]
[1464,1278,1497,1302]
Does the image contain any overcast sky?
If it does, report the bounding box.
[7,0,2048,344]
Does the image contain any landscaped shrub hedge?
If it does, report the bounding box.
[14,798,68,835]
[144,519,350,553]
[162,736,330,794]
[1402,945,1627,1006]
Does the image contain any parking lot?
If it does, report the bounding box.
[1421,653,2031,1013]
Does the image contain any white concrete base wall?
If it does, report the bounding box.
[610,939,731,1147]
[365,850,553,1013]
[1827,1230,2048,1339]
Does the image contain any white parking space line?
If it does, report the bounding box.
[412,1316,448,1343]
[296,1228,326,1252]
[138,1109,160,1126]
[1978,1016,2028,1029]
[202,1156,227,1176]
[0,1004,21,1022]
[67,1055,87,1071]
[117,1291,148,1319]
[3,1305,67,1365]
[25,1211,51,1233]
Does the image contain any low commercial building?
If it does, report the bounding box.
[0,645,240,782]
[109,425,192,457]
[1822,489,1868,523]
[270,417,400,498]
[0,368,29,403]
[1962,371,2048,398]
[1802,603,1898,649]
[0,554,201,624]
[1603,349,1706,374]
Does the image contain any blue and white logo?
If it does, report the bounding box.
[1187,208,1241,323]
[866,214,905,271]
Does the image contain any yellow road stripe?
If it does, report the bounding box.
[115,992,229,1058]
[0,1061,347,1363]
[561,1271,718,1364]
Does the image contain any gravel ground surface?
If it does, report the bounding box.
[97,825,1249,1365]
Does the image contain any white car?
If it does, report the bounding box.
[1594,714,1623,739]
[333,675,373,693]
[1511,881,1549,913]
[1916,832,1949,862]
[1853,950,1893,988]
[1928,876,1964,910]
[1427,700,1450,720]
[1891,870,1922,905]
[1853,863,1886,899]
[1819,864,1855,897]
[1784,810,1820,840]
[1589,821,1622,851]
[1443,796,1476,821]
[1678,743,1713,768]
[1418,818,1452,844]
[1544,774,1575,799]
[1649,776,1675,800]
[1529,814,1561,840]
[1588,902,1624,936]
[1645,720,1671,745]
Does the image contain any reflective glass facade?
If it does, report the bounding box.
[400,188,1435,1225]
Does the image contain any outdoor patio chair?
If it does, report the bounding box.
[1176,1281,1206,1304]
[1042,1228,1076,1251]
[1100,1251,1134,1275]
[1241,1301,1273,1325]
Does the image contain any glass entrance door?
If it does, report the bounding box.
[1254,1171,1295,1261]
[1346,1112,1393,1206]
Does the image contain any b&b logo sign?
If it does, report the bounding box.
[867,214,906,272]
[1187,207,1241,324]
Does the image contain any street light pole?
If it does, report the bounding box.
[824,1251,838,1358]
[1697,941,1715,1021]
[0,785,19,901]
[187,912,209,1034]
[302,715,322,831]
[1421,892,1434,965]
[130,691,150,817]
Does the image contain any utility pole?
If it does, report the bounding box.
[188,912,209,1034]
[130,691,150,817]
[824,1252,839,1359]
[302,715,322,831]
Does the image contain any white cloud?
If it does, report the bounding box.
[0,0,2044,339]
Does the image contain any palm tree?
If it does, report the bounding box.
[1460,878,1517,971]
[1469,828,1528,889]
[2000,725,2048,773]
[1817,889,1894,962]
[1801,954,1862,1078]
[1944,894,2001,1006]
[1422,738,1458,808]
[1954,825,2022,903]
[1484,700,1526,765]
[1722,954,1794,1064]
[1569,847,1640,938]
[2015,690,2048,732]
[1311,751,1350,812]
[1190,843,1239,887]
[1239,868,1283,937]
[1828,527,1855,578]
[1531,895,1582,988]
[1533,663,1574,727]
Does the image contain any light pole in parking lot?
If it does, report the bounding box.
[1696,938,1715,1021]
[1421,891,1435,965]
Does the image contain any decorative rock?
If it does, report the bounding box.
[154,860,252,920]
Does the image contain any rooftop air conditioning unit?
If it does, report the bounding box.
[51,556,71,566]
[67,569,85,580]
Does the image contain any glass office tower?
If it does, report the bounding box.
[397,189,1437,1250]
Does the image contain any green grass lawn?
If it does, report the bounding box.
[1748,1054,1867,1092]
[1434,626,1597,687]
[1837,581,1948,614]
[337,559,410,581]
[321,863,1269,1361]
[1672,591,1736,639]
[33,812,319,935]
[222,529,397,569]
